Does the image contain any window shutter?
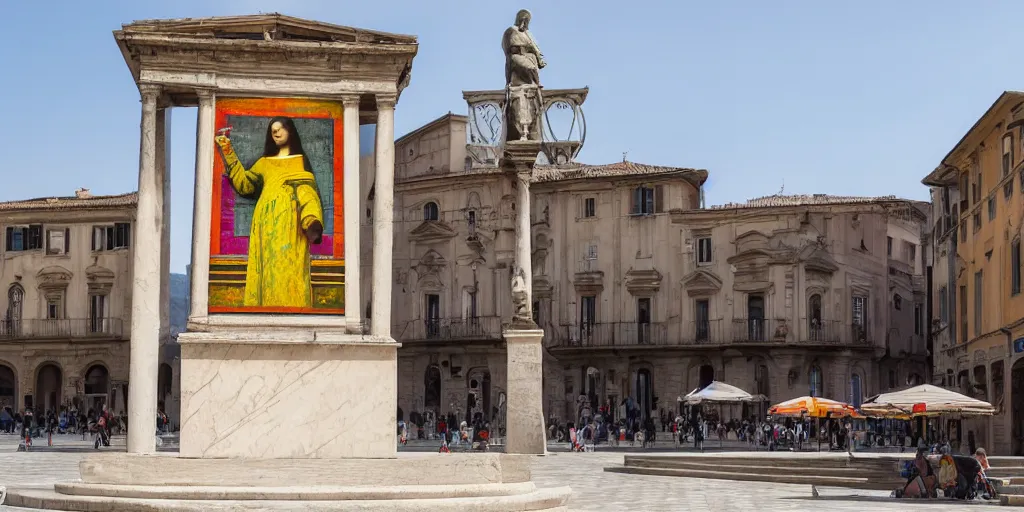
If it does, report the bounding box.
[91,227,97,251]
[630,187,640,214]
[4,227,11,251]
[28,225,41,250]
[655,185,665,213]
[21,228,28,249]
[65,228,70,254]
[45,230,51,253]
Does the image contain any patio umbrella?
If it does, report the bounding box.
[768,396,858,418]
[860,384,995,418]
[680,381,757,404]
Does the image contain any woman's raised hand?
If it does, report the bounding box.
[214,135,232,150]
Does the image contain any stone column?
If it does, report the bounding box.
[127,84,164,454]
[188,90,216,323]
[157,107,172,343]
[515,170,533,315]
[341,95,362,334]
[371,94,396,337]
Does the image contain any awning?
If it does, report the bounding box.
[860,384,995,418]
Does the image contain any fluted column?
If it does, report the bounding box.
[188,90,216,323]
[341,95,362,333]
[371,94,396,337]
[157,107,172,343]
[128,84,164,454]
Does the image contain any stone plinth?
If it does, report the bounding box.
[504,327,547,455]
[501,139,543,170]
[177,331,397,459]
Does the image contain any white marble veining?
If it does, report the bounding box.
[180,338,397,459]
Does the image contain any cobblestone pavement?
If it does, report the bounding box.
[0,449,996,511]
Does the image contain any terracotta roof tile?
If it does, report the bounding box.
[533,161,708,184]
[711,194,903,210]
[0,192,138,212]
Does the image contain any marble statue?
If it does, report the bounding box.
[502,9,545,142]
[511,266,530,322]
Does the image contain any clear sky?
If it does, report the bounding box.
[2,1,1022,273]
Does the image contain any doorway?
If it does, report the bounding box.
[35,364,62,412]
[636,369,653,421]
[748,295,765,341]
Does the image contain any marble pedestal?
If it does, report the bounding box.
[504,327,547,455]
[176,331,396,458]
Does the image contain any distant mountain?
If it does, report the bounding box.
[169,273,189,336]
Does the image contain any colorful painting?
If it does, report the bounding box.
[209,98,344,314]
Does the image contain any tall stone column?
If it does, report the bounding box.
[128,84,164,454]
[157,107,172,344]
[515,170,533,312]
[188,90,216,322]
[371,94,396,337]
[342,95,362,334]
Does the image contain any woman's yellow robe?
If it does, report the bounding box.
[222,151,324,308]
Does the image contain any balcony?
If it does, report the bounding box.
[685,319,726,344]
[399,316,503,343]
[551,322,668,348]
[0,318,124,340]
[806,319,842,343]
[731,318,790,343]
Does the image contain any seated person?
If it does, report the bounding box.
[900,448,937,498]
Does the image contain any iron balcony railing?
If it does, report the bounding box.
[731,318,792,343]
[0,318,124,340]
[806,319,843,343]
[400,316,503,342]
[551,322,668,348]
[686,319,725,344]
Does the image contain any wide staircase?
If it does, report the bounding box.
[605,452,1024,505]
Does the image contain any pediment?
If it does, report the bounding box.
[85,264,116,282]
[573,271,605,294]
[625,268,663,296]
[119,14,417,45]
[735,230,771,253]
[681,269,722,297]
[802,248,839,274]
[727,248,776,265]
[417,273,443,291]
[37,266,72,291]
[409,221,457,243]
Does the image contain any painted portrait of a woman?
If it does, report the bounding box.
[214,117,324,308]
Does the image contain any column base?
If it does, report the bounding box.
[504,328,547,456]
[3,453,571,511]
[177,331,397,459]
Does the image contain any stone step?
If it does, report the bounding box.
[52,482,538,501]
[987,468,1024,478]
[1001,494,1024,507]
[623,455,866,470]
[605,465,902,491]
[624,460,881,478]
[2,486,573,512]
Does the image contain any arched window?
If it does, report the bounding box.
[809,365,823,397]
[423,202,439,221]
[424,365,441,409]
[850,373,863,408]
[808,294,822,340]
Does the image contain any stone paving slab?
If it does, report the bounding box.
[0,451,1000,511]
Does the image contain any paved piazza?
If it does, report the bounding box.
[0,435,994,511]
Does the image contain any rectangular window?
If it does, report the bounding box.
[989,197,997,221]
[580,295,596,343]
[939,286,948,323]
[695,299,710,341]
[1013,239,1022,296]
[89,294,107,333]
[852,295,867,341]
[1007,178,1015,200]
[629,185,663,215]
[886,236,893,256]
[907,243,916,264]
[583,197,596,218]
[960,221,967,242]
[1004,134,1014,176]
[46,229,68,255]
[960,285,968,343]
[914,304,922,336]
[425,294,440,338]
[26,225,42,250]
[977,172,983,203]
[974,213,982,232]
[974,271,983,337]
[92,222,131,251]
[46,296,62,320]
[636,297,651,344]
[696,237,712,264]
[467,210,476,234]
[6,226,43,252]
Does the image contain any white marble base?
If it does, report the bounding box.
[503,328,547,455]
[178,331,397,459]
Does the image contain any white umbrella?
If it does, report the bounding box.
[861,384,995,417]
[680,381,757,404]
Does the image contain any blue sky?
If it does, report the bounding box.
[1,1,1021,273]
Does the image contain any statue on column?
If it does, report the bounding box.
[511,266,530,323]
[502,9,545,142]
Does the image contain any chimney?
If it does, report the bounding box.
[75,188,92,199]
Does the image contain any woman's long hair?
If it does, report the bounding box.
[263,116,313,173]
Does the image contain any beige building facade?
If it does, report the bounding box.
[0,189,136,416]
[391,114,931,430]
[925,91,1024,455]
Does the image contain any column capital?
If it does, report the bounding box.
[195,88,216,102]
[375,93,397,110]
[340,94,361,108]
[139,84,162,102]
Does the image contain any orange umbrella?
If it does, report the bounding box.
[768,396,858,418]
